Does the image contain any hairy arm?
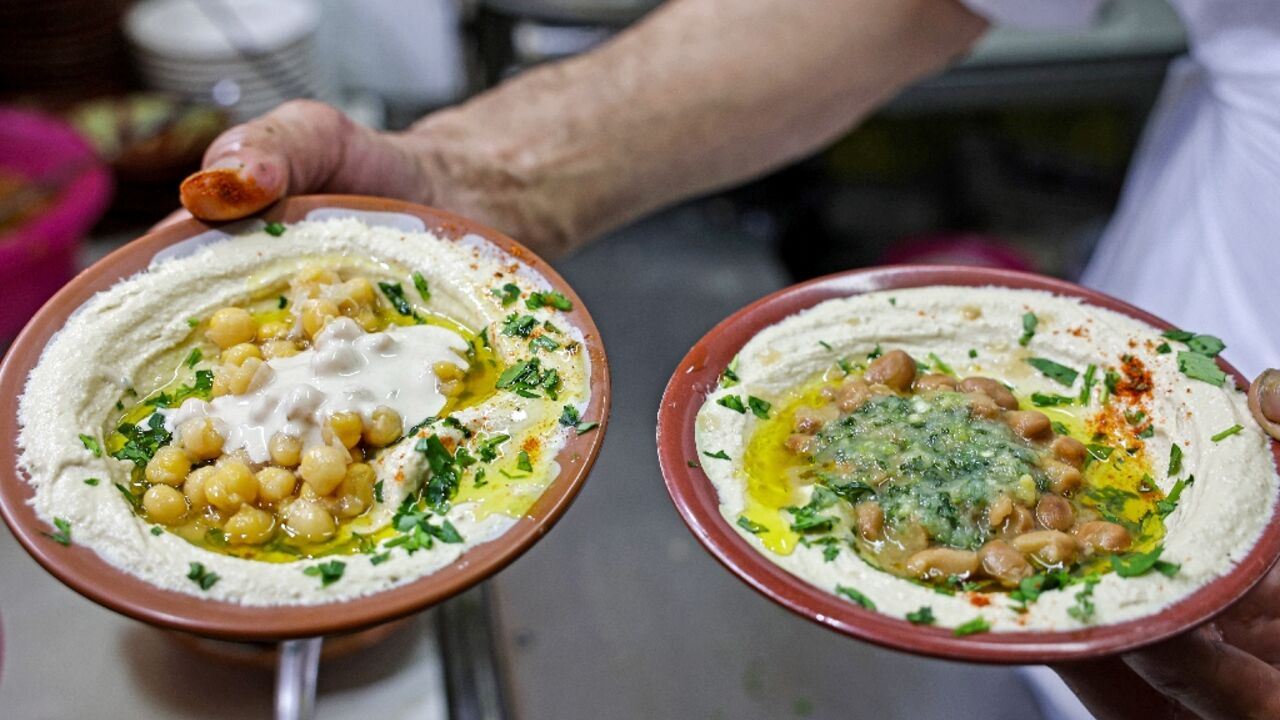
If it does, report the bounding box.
[182,0,987,254]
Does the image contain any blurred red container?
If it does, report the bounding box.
[0,108,112,341]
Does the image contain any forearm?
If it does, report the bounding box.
[415,0,987,252]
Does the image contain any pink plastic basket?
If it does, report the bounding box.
[0,108,113,341]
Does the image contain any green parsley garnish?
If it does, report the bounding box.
[370,552,392,566]
[747,396,771,419]
[492,283,520,306]
[1211,424,1244,442]
[1156,475,1194,517]
[184,347,202,368]
[574,421,599,435]
[111,413,172,468]
[953,617,991,636]
[149,526,163,536]
[43,517,72,546]
[1111,545,1180,578]
[736,516,767,534]
[501,313,538,338]
[525,291,573,311]
[1079,364,1097,404]
[378,281,417,318]
[720,356,741,388]
[278,295,288,309]
[1051,421,1070,435]
[530,334,560,353]
[1156,342,1171,354]
[187,562,220,590]
[1085,443,1114,462]
[83,477,99,486]
[373,480,384,504]
[1019,312,1038,347]
[867,345,882,360]
[186,317,200,328]
[79,434,101,457]
[704,450,731,460]
[1025,357,1079,387]
[415,434,462,512]
[906,606,936,625]
[968,349,978,359]
[1177,351,1226,387]
[717,395,747,413]
[475,434,510,462]
[1168,443,1183,476]
[303,560,346,587]
[1030,393,1074,407]
[836,585,876,610]
[927,353,954,376]
[412,271,431,301]
[1067,576,1100,623]
[818,340,832,351]
[115,482,142,510]
[263,222,286,237]
[516,450,533,472]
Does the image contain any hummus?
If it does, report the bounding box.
[696,286,1278,632]
[17,217,595,605]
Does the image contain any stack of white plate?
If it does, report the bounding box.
[125,0,333,123]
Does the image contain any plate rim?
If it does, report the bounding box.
[656,264,1280,663]
[0,194,611,641]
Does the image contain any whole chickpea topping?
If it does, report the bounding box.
[256,467,298,503]
[965,392,1001,419]
[261,339,301,359]
[325,411,364,449]
[282,498,336,542]
[257,320,290,342]
[914,373,958,392]
[1035,495,1075,531]
[855,501,884,541]
[835,379,871,412]
[179,417,224,460]
[1042,458,1083,495]
[362,406,403,447]
[143,484,187,524]
[183,465,216,510]
[783,433,812,454]
[1074,521,1133,553]
[792,407,825,434]
[221,342,263,367]
[1005,410,1052,440]
[269,433,303,467]
[204,458,259,512]
[301,298,340,338]
[225,505,275,545]
[863,350,917,392]
[979,540,1034,586]
[905,548,980,579]
[206,307,256,349]
[299,445,349,496]
[335,463,376,518]
[145,446,191,486]
[1011,530,1079,565]
[1050,436,1087,468]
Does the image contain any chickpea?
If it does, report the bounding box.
[281,498,336,542]
[204,459,259,512]
[362,406,403,447]
[440,379,463,397]
[206,307,256,349]
[221,342,263,367]
[965,392,1002,419]
[855,501,884,541]
[143,484,187,524]
[293,266,340,288]
[905,548,980,580]
[958,377,1019,411]
[324,411,364,449]
[1005,410,1052,440]
[334,463,376,518]
[783,433,812,454]
[269,433,303,467]
[261,339,301,359]
[891,522,930,555]
[225,505,275,545]
[998,504,1035,537]
[179,417,224,461]
[225,357,271,395]
[863,350,917,392]
[342,277,376,306]
[354,309,381,332]
[792,407,825,435]
[1051,436,1087,468]
[1035,494,1076,531]
[1011,530,1079,565]
[979,540,1034,586]
[1042,458,1083,495]
[184,465,215,511]
[434,361,464,382]
[299,445,349,495]
[301,298,340,338]
[257,320,290,342]
[145,446,191,486]
[988,495,1014,529]
[914,373,958,392]
[835,379,871,413]
[257,467,298,503]
[1074,521,1132,554]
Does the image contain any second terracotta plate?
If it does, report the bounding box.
[657,265,1280,663]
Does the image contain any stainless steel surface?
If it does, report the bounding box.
[439,585,511,720]
[276,637,323,720]
[489,205,1047,719]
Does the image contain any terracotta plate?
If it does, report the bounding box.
[657,265,1280,663]
[0,195,610,642]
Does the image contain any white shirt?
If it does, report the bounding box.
[966,0,1280,379]
[960,2,1279,717]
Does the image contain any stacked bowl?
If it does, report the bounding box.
[125,0,334,123]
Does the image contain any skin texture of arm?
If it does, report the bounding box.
[180,0,988,255]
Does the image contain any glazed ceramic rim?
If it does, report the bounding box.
[0,195,611,641]
[657,265,1280,663]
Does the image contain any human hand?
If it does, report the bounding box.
[1053,371,1280,720]
[175,99,574,256]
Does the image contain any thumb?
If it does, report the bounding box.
[180,99,430,221]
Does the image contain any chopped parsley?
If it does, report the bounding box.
[516,450,533,472]
[736,516,767,534]
[530,334,561,353]
[818,340,832,351]
[115,482,142,510]
[370,552,392,566]
[441,416,472,439]
[150,526,164,536]
[1079,364,1097,404]
[1051,421,1070,436]
[415,434,462,512]
[378,281,418,318]
[968,349,978,359]
[1177,351,1226,387]
[1085,443,1114,462]
[278,295,288,309]
[525,291,573,311]
[43,517,72,546]
[184,347,202,368]
[1067,576,1100,623]
[412,271,431,301]
[717,395,747,414]
[495,358,557,398]
[867,345,883,360]
[574,421,599,435]
[953,617,990,636]
[1025,357,1078,387]
[747,396,772,419]
[720,357,741,388]
[476,434,510,462]
[501,313,538,338]
[187,562,220,590]
[1168,443,1184,476]
[927,353,954,376]
[1211,424,1244,442]
[1009,572,1069,611]
[1111,545,1180,578]
[83,477,100,486]
[186,317,200,328]
[303,560,346,587]
[687,460,700,468]
[1031,393,1075,407]
[1156,342,1172,354]
[492,283,520,306]
[263,222,286,237]
[704,450,731,460]
[836,585,876,610]
[111,413,172,468]
[1019,312,1038,347]
[1156,475,1194,517]
[79,434,101,457]
[374,480,384,504]
[1187,334,1226,357]
[1102,369,1120,404]
[906,606,936,625]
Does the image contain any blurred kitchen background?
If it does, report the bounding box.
[0,1,1185,719]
